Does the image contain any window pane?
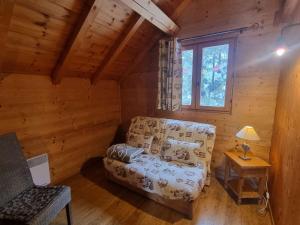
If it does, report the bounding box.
[182,50,193,105]
[200,44,229,107]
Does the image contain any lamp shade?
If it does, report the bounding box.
[236,126,260,141]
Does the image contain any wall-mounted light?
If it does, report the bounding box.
[275,23,300,57]
[276,47,287,56]
[275,37,287,56]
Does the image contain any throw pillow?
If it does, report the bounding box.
[106,144,144,163]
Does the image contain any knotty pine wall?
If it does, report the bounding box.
[121,0,281,169]
[269,25,300,225]
[0,74,120,183]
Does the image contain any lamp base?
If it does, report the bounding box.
[239,155,251,160]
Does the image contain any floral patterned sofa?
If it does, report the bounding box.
[103,116,216,218]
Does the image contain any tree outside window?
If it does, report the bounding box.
[181,37,236,112]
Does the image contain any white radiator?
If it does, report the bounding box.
[27,153,51,186]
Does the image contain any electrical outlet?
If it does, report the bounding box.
[266,192,270,199]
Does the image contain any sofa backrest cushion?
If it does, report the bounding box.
[164,119,216,169]
[161,138,206,166]
[128,117,167,155]
[126,132,154,154]
[128,116,215,158]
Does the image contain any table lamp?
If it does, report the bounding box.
[236,126,260,160]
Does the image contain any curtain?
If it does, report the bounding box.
[157,38,182,111]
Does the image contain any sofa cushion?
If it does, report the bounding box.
[107,144,144,163]
[126,132,154,153]
[128,117,166,155]
[161,139,206,166]
[103,155,206,202]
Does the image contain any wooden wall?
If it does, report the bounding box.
[0,0,184,184]
[269,25,300,225]
[121,0,281,169]
[0,74,120,183]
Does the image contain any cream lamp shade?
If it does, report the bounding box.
[236,126,260,141]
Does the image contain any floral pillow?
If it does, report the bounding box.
[126,132,154,154]
[161,138,206,166]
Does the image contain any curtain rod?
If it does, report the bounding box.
[178,23,259,42]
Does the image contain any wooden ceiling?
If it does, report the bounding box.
[275,0,300,23]
[0,0,189,84]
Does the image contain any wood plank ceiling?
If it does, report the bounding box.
[0,0,187,83]
[275,0,300,23]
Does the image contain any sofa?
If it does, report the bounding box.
[103,116,216,218]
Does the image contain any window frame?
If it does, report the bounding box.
[181,36,237,113]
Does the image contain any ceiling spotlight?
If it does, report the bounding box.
[275,35,287,57]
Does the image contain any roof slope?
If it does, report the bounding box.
[0,0,186,82]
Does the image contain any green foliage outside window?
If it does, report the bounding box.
[200,44,229,107]
[181,43,230,108]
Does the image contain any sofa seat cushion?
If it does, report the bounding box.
[103,155,206,202]
[0,186,71,225]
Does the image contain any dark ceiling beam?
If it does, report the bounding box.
[51,0,104,84]
[119,0,179,35]
[0,0,15,78]
[91,14,145,84]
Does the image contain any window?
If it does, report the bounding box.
[181,37,236,112]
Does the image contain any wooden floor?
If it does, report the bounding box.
[51,158,272,225]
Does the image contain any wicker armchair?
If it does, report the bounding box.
[0,133,73,225]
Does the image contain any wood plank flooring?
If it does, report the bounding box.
[51,158,272,225]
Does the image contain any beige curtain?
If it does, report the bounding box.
[157,38,182,111]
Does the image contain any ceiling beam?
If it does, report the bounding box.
[275,0,300,24]
[51,0,104,84]
[91,14,145,84]
[0,0,15,78]
[121,0,192,81]
[119,0,179,35]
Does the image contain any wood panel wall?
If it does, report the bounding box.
[121,0,281,170]
[269,25,300,225]
[0,74,120,183]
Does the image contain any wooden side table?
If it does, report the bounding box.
[224,150,271,204]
